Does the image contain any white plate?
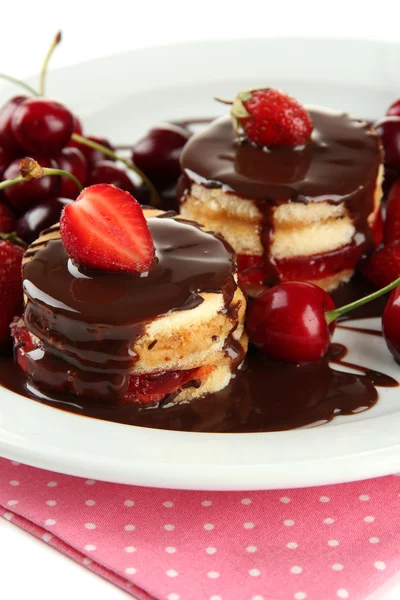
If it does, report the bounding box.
[1,38,400,491]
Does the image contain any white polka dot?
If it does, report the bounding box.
[83,558,92,566]
[374,561,386,570]
[3,513,13,521]
[201,500,212,507]
[359,495,370,501]
[319,496,330,502]
[124,500,134,507]
[369,537,380,544]
[328,540,339,547]
[206,547,217,554]
[125,546,136,553]
[291,566,303,574]
[337,590,349,599]
[45,519,56,526]
[280,496,291,503]
[168,595,180,600]
[244,522,255,529]
[85,499,96,506]
[85,479,96,485]
[124,524,135,531]
[11,461,20,466]
[166,569,179,578]
[9,480,19,487]
[47,481,58,487]
[42,533,53,542]
[332,564,344,571]
[165,547,176,554]
[364,516,374,522]
[85,544,96,552]
[163,501,174,508]
[284,519,295,526]
[7,500,18,506]
[207,571,220,579]
[253,596,265,600]
[46,500,56,506]
[85,522,96,530]
[210,596,222,600]
[323,518,335,524]
[125,567,137,575]
[249,569,261,577]
[246,546,257,553]
[164,524,175,531]
[287,542,298,549]
[204,523,214,530]
[294,594,307,600]
[241,498,251,505]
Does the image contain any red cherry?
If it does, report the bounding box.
[383,286,400,362]
[0,202,16,233]
[69,135,115,166]
[72,115,83,135]
[3,156,59,215]
[16,197,72,244]
[132,124,190,187]
[374,117,400,171]
[0,147,14,177]
[56,147,88,199]
[0,95,27,153]
[246,282,336,363]
[88,160,136,195]
[387,99,400,118]
[11,97,74,155]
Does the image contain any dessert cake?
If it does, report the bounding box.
[179,105,383,294]
[12,196,247,406]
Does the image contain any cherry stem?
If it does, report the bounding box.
[325,275,400,324]
[214,97,233,105]
[0,157,83,194]
[0,73,39,97]
[39,30,62,96]
[71,133,161,207]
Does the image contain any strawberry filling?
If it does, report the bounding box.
[239,209,383,288]
[11,320,213,406]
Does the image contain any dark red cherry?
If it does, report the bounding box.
[0,96,27,153]
[69,135,115,166]
[88,160,137,195]
[0,147,14,177]
[16,197,72,243]
[3,156,59,215]
[387,99,400,118]
[11,98,74,155]
[0,202,16,233]
[72,115,83,135]
[246,282,336,363]
[374,117,400,171]
[56,147,88,199]
[132,124,190,187]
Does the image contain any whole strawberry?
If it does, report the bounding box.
[384,178,400,243]
[0,234,25,348]
[360,241,400,289]
[223,88,313,147]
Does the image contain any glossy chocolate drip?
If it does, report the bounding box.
[0,340,394,432]
[179,109,381,285]
[338,325,383,337]
[22,215,237,403]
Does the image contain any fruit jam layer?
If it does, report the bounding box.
[180,109,382,284]
[20,215,237,404]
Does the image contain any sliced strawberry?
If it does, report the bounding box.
[10,318,36,371]
[384,179,400,243]
[0,235,25,347]
[60,183,155,273]
[125,365,213,406]
[229,88,313,147]
[361,241,400,288]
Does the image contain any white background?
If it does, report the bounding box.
[1,0,400,597]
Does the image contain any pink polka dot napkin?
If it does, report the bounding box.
[1,458,399,600]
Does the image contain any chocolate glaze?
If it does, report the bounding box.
[21,215,237,403]
[0,339,395,432]
[179,110,382,284]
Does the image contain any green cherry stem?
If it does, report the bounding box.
[39,31,62,96]
[325,275,400,325]
[0,157,83,194]
[0,73,39,97]
[71,133,161,207]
